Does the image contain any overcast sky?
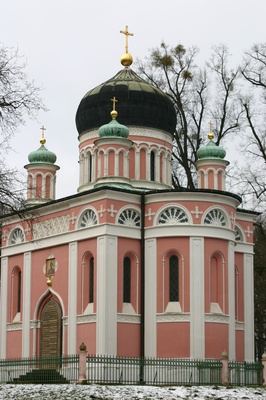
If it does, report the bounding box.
[2,0,266,199]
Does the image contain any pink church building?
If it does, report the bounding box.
[0,44,256,363]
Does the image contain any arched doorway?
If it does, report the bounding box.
[40,298,62,358]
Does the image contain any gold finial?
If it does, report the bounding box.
[110,96,118,118]
[208,120,214,140]
[40,125,46,144]
[120,25,134,67]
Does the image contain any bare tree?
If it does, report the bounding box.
[136,43,243,188]
[0,45,44,139]
[0,44,45,215]
[237,43,266,209]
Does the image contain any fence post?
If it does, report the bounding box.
[78,342,87,384]
[261,353,266,386]
[221,351,229,385]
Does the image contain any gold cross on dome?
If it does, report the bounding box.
[120,25,134,54]
[208,120,214,140]
[40,125,46,139]
[111,96,118,111]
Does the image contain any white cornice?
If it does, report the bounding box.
[79,126,173,144]
[117,314,141,324]
[157,313,190,322]
[205,314,230,324]
[145,192,240,208]
[145,225,236,241]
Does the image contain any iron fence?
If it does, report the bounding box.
[0,354,263,386]
[228,361,263,386]
[0,354,79,384]
[87,355,222,386]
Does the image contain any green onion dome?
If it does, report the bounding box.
[28,138,57,164]
[98,109,129,139]
[75,68,177,136]
[197,140,226,160]
[197,127,226,160]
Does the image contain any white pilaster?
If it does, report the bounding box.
[0,257,8,358]
[114,151,119,176]
[244,253,254,361]
[135,149,140,180]
[145,238,157,357]
[68,242,78,354]
[96,236,117,355]
[91,152,96,181]
[146,151,150,180]
[190,237,205,359]
[22,252,32,357]
[228,241,236,359]
[84,153,88,183]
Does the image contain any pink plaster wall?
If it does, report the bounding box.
[77,323,96,355]
[6,330,22,358]
[117,323,140,357]
[157,323,190,358]
[205,323,229,359]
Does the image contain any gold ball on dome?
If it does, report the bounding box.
[40,138,46,145]
[47,278,52,286]
[110,110,118,119]
[208,132,214,140]
[120,53,133,67]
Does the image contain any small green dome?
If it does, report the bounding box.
[197,140,226,160]
[98,113,129,139]
[28,143,57,164]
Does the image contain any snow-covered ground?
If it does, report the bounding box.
[0,384,265,399]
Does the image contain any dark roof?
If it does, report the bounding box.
[75,68,177,136]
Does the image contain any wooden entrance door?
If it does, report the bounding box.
[40,298,62,359]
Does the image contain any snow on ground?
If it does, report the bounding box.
[0,384,265,399]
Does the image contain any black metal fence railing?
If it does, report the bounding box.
[0,355,79,384]
[0,354,263,386]
[228,361,263,386]
[87,355,223,386]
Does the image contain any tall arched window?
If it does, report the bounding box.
[169,255,179,302]
[89,257,94,304]
[82,253,94,313]
[88,152,92,182]
[150,150,155,181]
[123,257,131,303]
[11,266,22,321]
[210,253,224,313]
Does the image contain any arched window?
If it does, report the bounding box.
[210,253,224,313]
[118,208,141,227]
[150,150,155,181]
[78,209,97,228]
[82,253,94,313]
[88,152,92,182]
[11,266,22,321]
[89,257,94,304]
[169,255,179,302]
[123,257,131,303]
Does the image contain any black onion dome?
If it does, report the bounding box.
[75,68,177,136]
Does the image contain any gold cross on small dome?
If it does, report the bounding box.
[40,125,46,144]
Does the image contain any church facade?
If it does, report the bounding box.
[0,38,256,362]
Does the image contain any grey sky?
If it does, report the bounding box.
[2,0,266,198]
